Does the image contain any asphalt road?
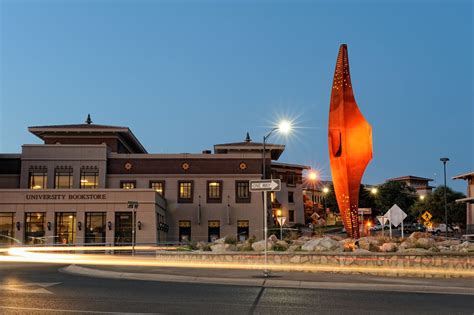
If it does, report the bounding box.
[0,263,473,314]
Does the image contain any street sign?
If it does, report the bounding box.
[249,179,281,192]
[384,204,407,227]
[377,215,388,225]
[421,211,432,222]
[276,216,287,226]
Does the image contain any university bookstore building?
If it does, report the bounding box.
[0,118,307,245]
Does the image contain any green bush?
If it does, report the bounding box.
[248,235,257,244]
[272,243,288,252]
[224,235,237,245]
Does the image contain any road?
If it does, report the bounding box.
[0,263,473,314]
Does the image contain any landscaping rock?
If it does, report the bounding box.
[196,241,208,250]
[302,237,340,252]
[357,237,380,251]
[353,248,371,254]
[436,239,461,247]
[450,241,474,253]
[415,237,435,249]
[214,237,226,244]
[287,244,301,252]
[398,247,430,253]
[268,234,278,243]
[252,240,273,252]
[275,240,289,249]
[380,242,398,252]
[399,238,416,251]
[210,243,235,252]
[409,232,432,240]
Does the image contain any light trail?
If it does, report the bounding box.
[1,246,473,278]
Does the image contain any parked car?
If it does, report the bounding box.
[429,224,455,235]
[403,223,426,234]
[369,223,383,232]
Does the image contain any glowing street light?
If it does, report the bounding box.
[308,171,318,181]
[261,119,293,277]
[323,187,329,194]
[371,187,378,195]
[420,195,425,201]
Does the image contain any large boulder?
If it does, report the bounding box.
[436,239,461,247]
[399,238,416,251]
[268,234,279,243]
[210,243,236,252]
[357,237,381,252]
[380,242,398,252]
[409,232,432,240]
[450,241,474,253]
[415,237,435,249]
[398,247,430,254]
[214,237,227,244]
[252,240,273,252]
[287,244,301,252]
[302,237,341,252]
[275,240,289,249]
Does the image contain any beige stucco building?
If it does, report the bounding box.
[0,120,307,245]
[453,172,474,234]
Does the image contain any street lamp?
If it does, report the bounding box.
[261,120,292,277]
[440,157,450,238]
[127,200,139,256]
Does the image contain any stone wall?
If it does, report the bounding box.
[155,251,474,278]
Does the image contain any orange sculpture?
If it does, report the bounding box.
[328,44,373,239]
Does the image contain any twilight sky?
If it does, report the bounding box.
[0,0,472,191]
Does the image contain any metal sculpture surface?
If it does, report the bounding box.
[328,44,373,239]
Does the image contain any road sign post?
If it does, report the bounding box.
[249,179,281,277]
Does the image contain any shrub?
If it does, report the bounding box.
[248,235,257,244]
[272,243,288,252]
[224,235,237,245]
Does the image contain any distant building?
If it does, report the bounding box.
[386,175,434,196]
[452,172,474,233]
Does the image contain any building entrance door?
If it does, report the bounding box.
[114,212,135,246]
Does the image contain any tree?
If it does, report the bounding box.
[373,181,417,217]
[323,184,376,214]
[410,186,466,226]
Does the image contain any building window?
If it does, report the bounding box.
[207,181,222,203]
[289,210,295,222]
[288,191,294,203]
[208,220,220,242]
[80,171,99,189]
[85,212,106,244]
[24,212,45,244]
[150,181,165,196]
[55,212,76,244]
[237,220,249,241]
[55,171,73,189]
[178,181,193,203]
[179,220,191,242]
[0,213,14,244]
[29,172,47,189]
[121,181,136,189]
[287,172,296,186]
[235,181,251,203]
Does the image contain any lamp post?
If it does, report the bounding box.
[127,201,139,256]
[368,187,378,236]
[440,157,449,238]
[261,120,292,277]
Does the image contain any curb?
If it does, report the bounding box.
[60,265,474,296]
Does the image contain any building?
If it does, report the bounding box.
[386,175,434,196]
[452,172,474,233]
[0,118,307,245]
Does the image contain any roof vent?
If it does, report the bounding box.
[245,132,252,142]
[85,114,92,124]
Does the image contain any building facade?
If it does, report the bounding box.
[453,172,474,234]
[0,120,307,245]
[386,175,434,196]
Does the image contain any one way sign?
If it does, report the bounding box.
[249,179,281,192]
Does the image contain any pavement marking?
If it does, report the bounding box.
[61,265,474,296]
[0,306,158,314]
[0,282,61,294]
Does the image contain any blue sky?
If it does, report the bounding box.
[0,0,472,191]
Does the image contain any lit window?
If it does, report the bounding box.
[55,171,73,189]
[207,181,222,203]
[235,181,250,203]
[150,181,165,196]
[121,181,136,189]
[178,181,193,203]
[29,172,47,189]
[80,171,98,189]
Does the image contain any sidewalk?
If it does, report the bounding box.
[61,264,474,296]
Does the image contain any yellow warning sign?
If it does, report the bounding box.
[421,211,432,222]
